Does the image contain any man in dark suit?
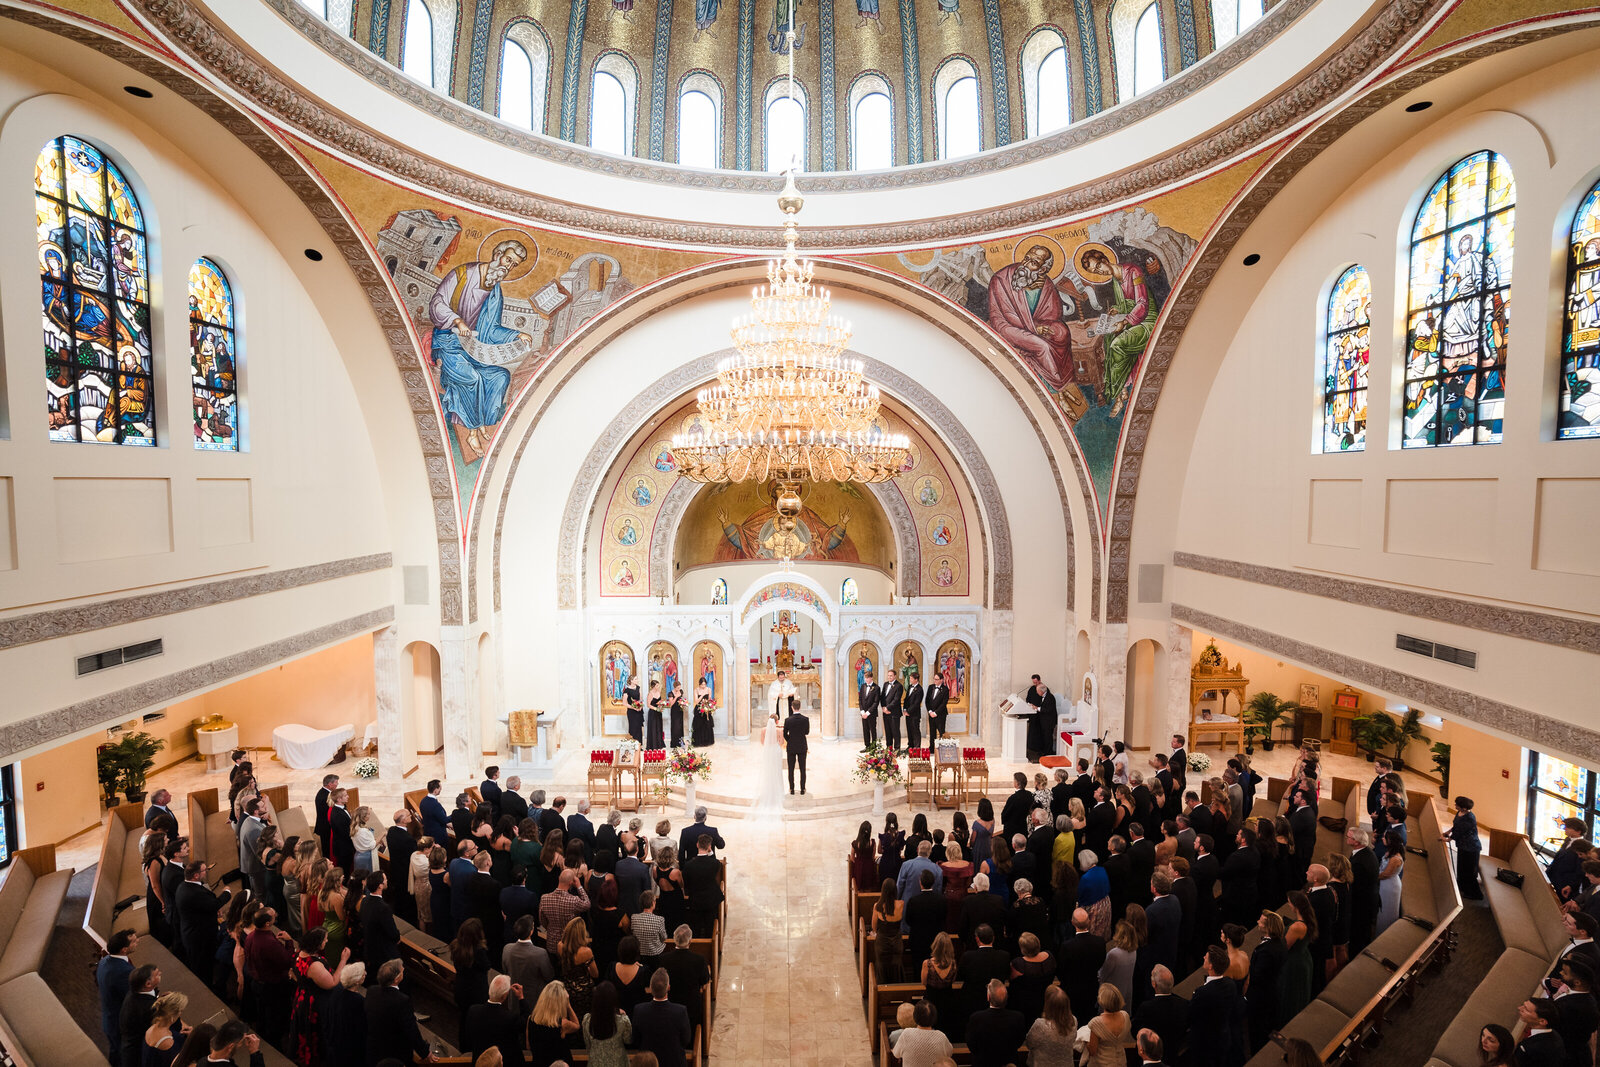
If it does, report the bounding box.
[633,968,693,1067]
[783,703,810,794]
[1147,870,1182,973]
[965,978,1027,1067]
[1247,913,1287,1053]
[160,837,188,940]
[1185,792,1214,841]
[313,774,339,853]
[1288,789,1318,890]
[1191,836,1220,960]
[659,925,712,1031]
[881,672,904,752]
[1168,857,1199,974]
[683,837,724,938]
[1105,836,1134,920]
[859,671,882,749]
[903,671,925,751]
[1026,809,1058,873]
[1059,909,1107,1027]
[174,860,230,984]
[1549,818,1591,903]
[118,964,161,1067]
[567,800,597,855]
[1071,759,1099,807]
[1554,957,1599,1067]
[1152,753,1175,799]
[1132,968,1189,1063]
[616,839,652,914]
[328,789,354,873]
[467,974,526,1067]
[502,916,555,1008]
[1307,865,1336,994]
[678,811,724,858]
[925,677,950,742]
[1348,826,1380,954]
[500,777,529,822]
[360,871,403,974]
[1365,758,1392,823]
[958,923,1012,1019]
[1128,823,1157,908]
[365,959,430,1067]
[1049,768,1074,821]
[960,876,1010,948]
[479,766,503,817]
[384,811,419,923]
[1560,914,1600,977]
[419,779,450,843]
[904,870,946,971]
[1187,946,1242,1067]
[1515,998,1566,1066]
[1135,1028,1173,1066]
[450,792,476,845]
[97,929,136,1066]
[1220,828,1261,928]
[1169,734,1188,797]
[1085,785,1117,856]
[143,789,177,832]
[537,793,566,839]
[1001,772,1037,841]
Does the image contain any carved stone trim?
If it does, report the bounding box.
[1173,552,1600,655]
[648,478,697,599]
[872,482,920,598]
[0,553,393,651]
[1170,603,1600,765]
[115,0,1436,250]
[1104,13,1578,625]
[0,607,395,761]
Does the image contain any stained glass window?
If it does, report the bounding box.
[1560,180,1600,439]
[189,258,239,451]
[1526,751,1595,858]
[1403,151,1514,448]
[1322,265,1371,452]
[711,578,727,606]
[841,578,859,606]
[38,137,154,446]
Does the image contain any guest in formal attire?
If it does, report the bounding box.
[1079,849,1112,938]
[527,980,582,1067]
[365,959,431,1067]
[1132,965,1190,1062]
[659,925,711,1034]
[1085,983,1133,1067]
[632,968,692,1067]
[966,978,1027,1067]
[678,807,724,858]
[579,979,631,1067]
[1478,1023,1516,1066]
[1441,796,1484,901]
[1377,830,1405,933]
[1247,910,1287,1052]
[452,918,494,1050]
[286,926,348,1066]
[1024,985,1078,1066]
[892,999,955,1067]
[1515,999,1566,1065]
[683,835,724,938]
[139,989,186,1067]
[313,774,338,854]
[327,789,354,874]
[420,779,451,843]
[1187,946,1242,1067]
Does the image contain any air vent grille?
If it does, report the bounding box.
[1396,633,1476,669]
[1395,634,1434,657]
[77,638,164,676]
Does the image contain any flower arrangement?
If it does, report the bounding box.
[667,746,713,783]
[1187,751,1213,775]
[352,757,379,780]
[853,742,904,785]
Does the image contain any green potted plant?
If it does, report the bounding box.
[1352,712,1396,761]
[1393,708,1426,769]
[1430,741,1451,797]
[107,731,165,804]
[96,745,121,809]
[1243,692,1302,752]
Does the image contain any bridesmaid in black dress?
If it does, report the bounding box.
[668,688,686,748]
[624,681,644,742]
[645,681,665,749]
[691,681,716,747]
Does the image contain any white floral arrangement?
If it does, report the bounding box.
[353,756,379,779]
[1187,752,1213,775]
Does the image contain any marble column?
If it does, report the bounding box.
[373,626,403,786]
[733,641,751,739]
[440,625,475,782]
[821,643,837,739]
[1099,621,1129,742]
[1166,621,1194,748]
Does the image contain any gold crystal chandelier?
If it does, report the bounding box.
[671,45,909,562]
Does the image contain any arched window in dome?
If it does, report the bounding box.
[1211,0,1264,47]
[401,0,434,85]
[590,53,639,157]
[678,73,722,168]
[711,578,728,606]
[1321,266,1371,453]
[933,58,981,161]
[847,74,893,170]
[1111,0,1167,102]
[1021,29,1070,139]
[841,578,859,607]
[764,79,808,171]
[1559,179,1600,439]
[189,258,239,452]
[498,23,550,133]
[37,136,154,446]
[1404,150,1515,448]
[298,0,327,17]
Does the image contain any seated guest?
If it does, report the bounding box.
[468,974,528,1067]
[965,978,1027,1067]
[1024,985,1078,1066]
[527,980,582,1067]
[632,968,692,1067]
[892,999,954,1067]
[1131,964,1189,1063]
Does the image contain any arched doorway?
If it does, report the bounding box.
[1124,639,1166,751]
[404,641,443,757]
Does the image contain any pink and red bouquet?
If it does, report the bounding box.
[853,742,905,785]
[667,746,713,782]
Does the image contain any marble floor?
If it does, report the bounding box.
[51,732,1438,1067]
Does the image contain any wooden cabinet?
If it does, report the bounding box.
[1329,686,1362,755]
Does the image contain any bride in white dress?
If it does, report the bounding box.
[747,710,787,821]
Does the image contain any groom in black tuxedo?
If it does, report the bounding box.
[782,699,809,794]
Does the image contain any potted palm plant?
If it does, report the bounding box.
[1430,741,1451,797]
[96,746,122,809]
[107,732,165,805]
[1353,712,1399,762]
[1243,692,1302,752]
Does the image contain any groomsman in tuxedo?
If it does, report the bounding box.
[859,671,882,749]
[926,677,950,742]
[904,671,925,751]
[624,681,644,742]
[881,672,905,753]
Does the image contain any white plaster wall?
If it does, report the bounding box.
[676,563,894,607]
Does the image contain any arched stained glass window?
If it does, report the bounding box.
[849,74,893,170]
[711,578,728,606]
[401,0,434,85]
[764,80,807,171]
[1022,30,1070,139]
[1322,266,1371,452]
[934,58,980,161]
[499,24,549,132]
[841,578,859,606]
[1404,150,1514,447]
[190,258,239,451]
[37,136,154,446]
[1559,180,1600,439]
[678,74,722,168]
[591,54,638,157]
[1133,6,1164,96]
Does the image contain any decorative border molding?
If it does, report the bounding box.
[465,0,495,107]
[818,0,837,171]
[1176,0,1200,68]
[735,0,755,170]
[559,0,589,140]
[648,477,698,599]
[1173,552,1600,654]
[648,0,675,160]
[981,0,1010,147]
[1104,13,1583,625]
[897,0,923,164]
[0,607,395,761]
[1170,603,1600,766]
[1072,0,1102,116]
[0,553,393,651]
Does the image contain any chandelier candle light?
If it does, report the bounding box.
[671,70,910,560]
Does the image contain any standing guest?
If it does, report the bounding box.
[1170,735,1189,797]
[683,835,724,938]
[449,840,480,935]
[873,878,905,982]
[424,844,450,935]
[1553,957,1599,1067]
[1127,823,1157,908]
[466,851,505,947]
[200,1022,264,1067]
[359,871,402,975]
[508,821,542,886]
[557,917,599,1022]
[1001,772,1037,842]
[1025,985,1079,1066]
[1010,878,1050,954]
[539,794,567,840]
[851,821,879,892]
[567,799,597,856]
[503,914,555,1007]
[1060,907,1108,1031]
[1221,827,1262,927]
[144,789,179,832]
[313,774,338,855]
[327,789,354,874]
[98,929,138,1066]
[898,840,942,914]
[499,777,529,823]
[904,670,926,752]
[1132,965,1190,1062]
[878,813,907,886]
[1347,826,1380,953]
[175,861,231,986]
[1146,870,1181,975]
[1365,758,1391,825]
[1052,813,1079,875]
[365,959,431,1067]
[1167,856,1197,974]
[350,806,380,876]
[1255,818,1284,913]
[980,836,1015,907]
[588,877,627,971]
[467,974,527,1067]
[140,990,186,1067]
[1084,983,1133,1067]
[1051,852,1081,948]
[1549,818,1592,903]
[614,838,651,915]
[1011,830,1040,893]
[528,980,582,1067]
[966,979,1027,1067]
[1441,796,1484,901]
[322,963,367,1067]
[1099,920,1138,1006]
[961,874,1009,950]
[653,845,687,936]
[143,831,174,947]
[650,819,675,861]
[238,799,270,901]
[1479,1023,1516,1067]
[580,980,631,1067]
[1325,853,1354,974]
[243,908,295,1046]
[632,889,669,968]
[906,870,946,972]
[921,932,961,1041]
[385,811,420,923]
[161,838,189,942]
[959,924,1012,1022]
[893,999,955,1067]
[1135,1030,1170,1067]
[1191,836,1220,959]
[286,926,348,1066]
[659,925,712,1034]
[1078,850,1112,939]
[1008,931,1057,1026]
[1306,864,1337,993]
[677,807,724,858]
[1247,911,1288,1053]
[1515,999,1566,1065]
[632,968,692,1067]
[478,766,503,817]
[1187,946,1241,1067]
[606,935,650,1016]
[1221,922,1251,982]
[1288,789,1317,891]
[539,868,592,955]
[1377,830,1405,933]
[452,918,493,1050]
[1281,893,1316,1026]
[419,779,450,843]
[119,964,162,1067]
